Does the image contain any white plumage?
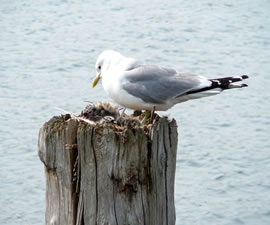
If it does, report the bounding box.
[92,50,248,111]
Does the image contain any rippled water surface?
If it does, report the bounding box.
[1,0,270,224]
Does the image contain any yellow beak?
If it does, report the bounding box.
[92,73,101,88]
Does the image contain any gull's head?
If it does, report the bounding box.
[92,50,124,88]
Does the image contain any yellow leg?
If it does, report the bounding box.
[142,107,156,125]
[142,110,151,125]
[150,106,156,122]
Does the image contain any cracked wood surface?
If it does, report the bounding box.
[38,116,178,225]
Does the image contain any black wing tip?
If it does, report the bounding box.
[242,75,249,79]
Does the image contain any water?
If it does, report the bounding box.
[0,0,269,224]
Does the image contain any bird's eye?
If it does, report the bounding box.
[98,65,101,70]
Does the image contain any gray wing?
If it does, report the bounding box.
[122,64,205,104]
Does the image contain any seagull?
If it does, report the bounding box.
[92,50,248,120]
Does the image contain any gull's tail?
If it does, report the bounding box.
[210,75,249,90]
[182,75,249,102]
[186,75,249,96]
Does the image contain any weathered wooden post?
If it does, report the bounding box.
[38,103,178,225]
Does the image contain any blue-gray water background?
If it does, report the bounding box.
[1,0,270,224]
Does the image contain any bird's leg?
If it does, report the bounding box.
[142,106,156,124]
[150,106,156,123]
[142,110,151,125]
[120,107,126,117]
